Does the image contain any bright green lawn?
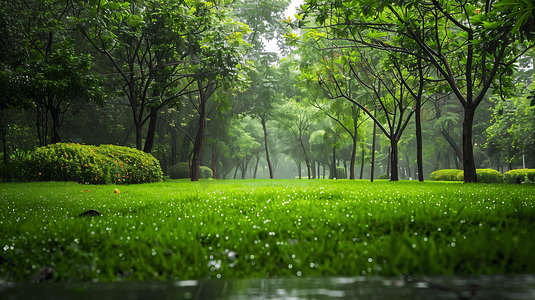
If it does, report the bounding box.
[0,179,534,282]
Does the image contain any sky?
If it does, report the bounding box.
[263,0,303,54]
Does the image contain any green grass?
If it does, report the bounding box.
[1,179,534,282]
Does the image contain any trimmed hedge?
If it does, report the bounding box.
[430,169,463,181]
[456,169,504,183]
[25,143,162,184]
[169,162,213,179]
[504,169,535,184]
[431,169,504,183]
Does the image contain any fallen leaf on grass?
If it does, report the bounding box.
[78,209,101,217]
[114,188,120,194]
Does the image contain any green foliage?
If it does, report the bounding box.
[430,169,463,181]
[94,145,163,184]
[504,169,535,184]
[456,169,505,183]
[25,143,162,184]
[200,166,213,179]
[335,166,346,179]
[378,173,389,180]
[169,162,190,179]
[169,163,213,179]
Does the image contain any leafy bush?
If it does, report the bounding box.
[504,169,535,184]
[169,162,190,179]
[27,143,107,184]
[0,161,30,182]
[430,169,463,181]
[378,173,389,180]
[25,143,162,184]
[456,169,504,183]
[169,163,213,179]
[94,144,163,184]
[200,166,213,179]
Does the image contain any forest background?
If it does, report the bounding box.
[1,0,534,183]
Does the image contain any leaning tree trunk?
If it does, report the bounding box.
[261,119,274,179]
[298,138,312,179]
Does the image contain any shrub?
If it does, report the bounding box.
[169,162,190,179]
[430,169,463,181]
[200,166,213,179]
[27,143,108,184]
[25,143,162,184]
[504,169,535,184]
[94,144,163,184]
[378,173,389,180]
[455,169,504,183]
[169,163,213,179]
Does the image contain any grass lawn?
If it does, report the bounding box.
[0,179,534,282]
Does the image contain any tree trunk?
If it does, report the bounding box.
[405,153,412,179]
[360,147,365,179]
[191,80,210,181]
[298,138,312,179]
[349,134,357,179]
[462,107,477,182]
[253,154,260,179]
[143,109,158,153]
[390,141,399,181]
[233,165,239,179]
[332,146,337,179]
[386,146,391,179]
[212,146,217,179]
[261,119,274,179]
[50,104,62,144]
[415,99,424,181]
[298,161,302,179]
[370,120,376,182]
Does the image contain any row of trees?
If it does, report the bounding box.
[286,0,535,182]
[2,0,534,182]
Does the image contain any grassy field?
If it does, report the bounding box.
[0,179,534,282]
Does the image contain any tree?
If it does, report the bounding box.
[275,98,315,178]
[293,0,535,182]
[0,0,103,145]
